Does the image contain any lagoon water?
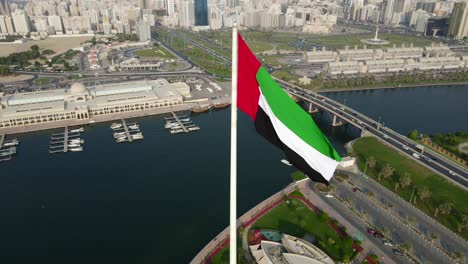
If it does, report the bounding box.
[0,85,467,263]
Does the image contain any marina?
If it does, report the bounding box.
[0,134,19,161]
[110,119,144,143]
[165,112,200,134]
[49,126,85,154]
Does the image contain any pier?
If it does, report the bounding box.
[171,112,189,133]
[121,119,133,142]
[49,126,84,154]
[0,134,4,148]
[110,120,143,143]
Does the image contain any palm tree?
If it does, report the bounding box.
[367,156,376,170]
[457,215,468,233]
[418,186,431,201]
[399,173,412,189]
[435,202,453,217]
[401,241,412,253]
[381,164,395,181]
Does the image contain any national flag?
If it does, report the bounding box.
[237,33,341,183]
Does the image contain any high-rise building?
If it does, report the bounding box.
[0,0,11,16]
[12,9,30,34]
[195,0,208,26]
[167,0,175,15]
[140,0,149,10]
[136,20,151,41]
[448,2,468,39]
[48,15,63,34]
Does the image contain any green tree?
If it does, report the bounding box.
[418,186,431,201]
[30,45,39,51]
[408,129,419,140]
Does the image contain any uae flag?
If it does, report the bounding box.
[237,33,341,183]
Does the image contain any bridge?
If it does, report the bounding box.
[275,78,468,190]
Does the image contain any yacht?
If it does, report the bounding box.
[69,139,84,144]
[116,137,128,143]
[68,143,81,148]
[128,124,139,130]
[110,123,122,129]
[131,134,144,140]
[281,159,292,166]
[69,147,83,152]
[69,127,84,133]
[2,139,19,147]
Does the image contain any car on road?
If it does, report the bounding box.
[383,240,395,247]
[325,193,334,198]
[352,187,360,192]
[425,157,432,163]
[392,248,405,256]
[449,170,457,176]
[402,145,410,150]
[367,229,384,238]
[358,120,363,125]
[412,153,420,159]
[383,134,389,139]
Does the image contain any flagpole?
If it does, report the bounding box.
[229,22,238,264]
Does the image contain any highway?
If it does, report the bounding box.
[276,78,468,190]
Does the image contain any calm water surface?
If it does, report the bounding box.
[0,85,467,263]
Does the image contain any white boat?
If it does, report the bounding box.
[113,132,126,138]
[68,143,81,148]
[128,124,139,130]
[69,147,83,152]
[131,134,144,140]
[170,129,184,134]
[165,123,179,129]
[179,118,190,122]
[281,159,292,166]
[116,137,128,143]
[69,128,84,133]
[69,138,84,143]
[110,123,122,129]
[2,141,19,147]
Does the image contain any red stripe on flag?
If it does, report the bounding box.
[237,33,262,121]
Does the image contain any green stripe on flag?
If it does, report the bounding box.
[255,66,341,161]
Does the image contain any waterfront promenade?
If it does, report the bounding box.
[191,178,396,264]
[0,103,195,135]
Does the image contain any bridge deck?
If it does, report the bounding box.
[63,126,68,152]
[121,119,133,142]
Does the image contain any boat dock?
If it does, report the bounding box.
[165,113,200,134]
[0,134,19,162]
[110,119,143,143]
[171,112,188,133]
[49,126,84,154]
[122,119,132,143]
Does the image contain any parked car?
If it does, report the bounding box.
[325,193,334,198]
[367,229,384,238]
[392,248,405,256]
[383,240,395,247]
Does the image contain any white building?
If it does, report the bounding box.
[12,9,30,34]
[136,20,151,42]
[47,15,63,34]
[0,80,190,129]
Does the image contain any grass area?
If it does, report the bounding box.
[133,46,175,59]
[353,137,468,239]
[429,131,468,161]
[272,70,299,83]
[210,228,251,264]
[253,199,356,262]
[462,146,468,152]
[171,35,231,76]
[307,33,434,49]
[34,77,51,84]
[291,171,307,181]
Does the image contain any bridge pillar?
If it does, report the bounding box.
[332,115,343,127]
[308,102,319,113]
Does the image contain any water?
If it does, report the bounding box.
[0,84,467,263]
[324,84,468,135]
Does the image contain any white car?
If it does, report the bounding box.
[449,170,457,176]
[402,145,410,150]
[358,121,363,125]
[383,134,389,139]
[412,153,420,159]
[325,193,334,198]
[383,240,395,247]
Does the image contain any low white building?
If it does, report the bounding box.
[0,80,188,129]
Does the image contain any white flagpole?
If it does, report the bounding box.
[229,22,238,264]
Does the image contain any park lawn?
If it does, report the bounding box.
[252,199,355,262]
[353,137,468,239]
[291,171,307,181]
[133,46,175,59]
[210,228,250,264]
[463,146,468,152]
[272,70,299,83]
[307,33,434,49]
[34,77,51,84]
